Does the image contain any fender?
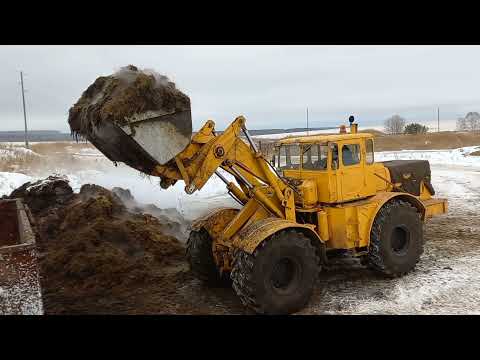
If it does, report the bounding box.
[232,217,326,261]
[191,207,240,240]
[365,192,426,244]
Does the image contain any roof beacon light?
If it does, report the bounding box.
[349,115,358,134]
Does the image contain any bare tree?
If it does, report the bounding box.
[466,112,480,132]
[457,112,480,132]
[384,115,406,135]
[456,117,468,131]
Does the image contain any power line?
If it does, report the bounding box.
[306,107,309,135]
[20,71,29,148]
[437,107,440,133]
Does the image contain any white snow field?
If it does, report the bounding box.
[2,144,480,314]
[253,129,338,139]
[0,172,33,196]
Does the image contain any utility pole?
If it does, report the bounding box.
[306,107,309,135]
[20,71,29,148]
[437,107,440,133]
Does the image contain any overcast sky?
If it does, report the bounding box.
[1,45,480,132]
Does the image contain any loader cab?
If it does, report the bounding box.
[273,125,378,205]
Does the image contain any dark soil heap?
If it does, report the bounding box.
[9,175,74,213]
[8,177,187,314]
[7,176,247,314]
[68,65,191,139]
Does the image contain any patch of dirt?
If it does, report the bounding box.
[469,150,480,156]
[372,131,480,152]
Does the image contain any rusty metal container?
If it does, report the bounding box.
[0,198,43,315]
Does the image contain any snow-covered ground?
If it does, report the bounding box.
[0,146,42,160]
[0,172,33,196]
[253,129,337,139]
[376,145,480,166]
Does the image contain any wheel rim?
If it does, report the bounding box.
[270,257,301,294]
[390,225,410,255]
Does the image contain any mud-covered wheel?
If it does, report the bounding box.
[367,199,424,277]
[186,228,231,287]
[231,230,320,315]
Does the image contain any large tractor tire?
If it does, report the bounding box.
[186,228,231,287]
[231,230,320,315]
[367,199,424,277]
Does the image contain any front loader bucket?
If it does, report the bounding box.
[86,110,192,174]
[0,199,43,315]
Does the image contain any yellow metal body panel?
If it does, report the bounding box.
[322,191,432,250]
[317,210,329,241]
[423,198,448,218]
[298,179,317,207]
[222,199,260,241]
[190,207,241,269]
[233,217,321,254]
[191,207,240,237]
[323,201,376,249]
[279,132,373,144]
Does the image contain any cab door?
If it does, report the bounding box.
[328,142,341,202]
[338,140,365,201]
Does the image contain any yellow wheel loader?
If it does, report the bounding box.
[80,110,447,315]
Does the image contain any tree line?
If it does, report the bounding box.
[383,115,428,135]
[383,112,480,135]
[456,112,480,132]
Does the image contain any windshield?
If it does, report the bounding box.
[274,143,328,171]
[302,144,328,170]
[275,144,301,170]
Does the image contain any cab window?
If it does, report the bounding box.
[366,139,374,164]
[302,144,328,170]
[342,144,361,166]
[276,144,301,170]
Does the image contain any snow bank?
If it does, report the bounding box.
[0,172,34,197]
[0,146,41,160]
[376,146,480,167]
[253,129,336,140]
[252,126,387,140]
